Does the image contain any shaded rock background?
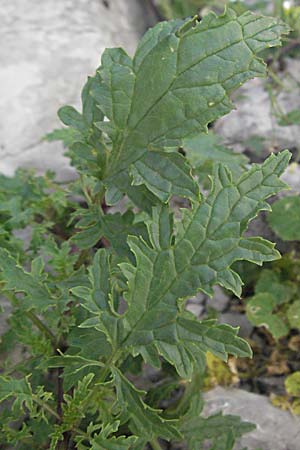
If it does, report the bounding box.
[0,0,154,180]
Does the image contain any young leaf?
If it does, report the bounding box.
[0,376,33,411]
[268,195,300,241]
[0,249,55,312]
[246,293,289,339]
[91,434,137,450]
[71,209,148,259]
[112,367,181,441]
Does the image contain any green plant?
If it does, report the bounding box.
[246,262,300,339]
[0,9,290,450]
[246,194,300,340]
[285,371,300,413]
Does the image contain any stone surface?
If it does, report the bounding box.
[215,58,300,157]
[281,162,300,194]
[0,0,151,180]
[186,292,206,318]
[210,285,230,312]
[220,312,254,338]
[204,387,300,450]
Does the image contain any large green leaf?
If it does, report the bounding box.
[53,9,288,206]
[98,10,288,179]
[74,152,290,377]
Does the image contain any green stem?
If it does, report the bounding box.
[268,68,287,90]
[26,311,57,347]
[3,290,57,347]
[33,395,61,420]
[150,438,163,450]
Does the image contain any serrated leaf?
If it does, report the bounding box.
[71,209,148,258]
[56,9,288,206]
[183,131,248,178]
[98,10,288,182]
[0,249,55,312]
[130,151,200,202]
[119,153,289,363]
[246,293,289,339]
[112,367,181,441]
[268,195,300,241]
[91,433,137,450]
[71,250,125,352]
[0,376,33,410]
[73,153,290,375]
[58,105,88,134]
[180,402,255,450]
[139,315,252,379]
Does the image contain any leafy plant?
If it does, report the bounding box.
[268,195,300,241]
[285,371,300,413]
[245,194,300,340]
[0,8,290,450]
[245,264,299,339]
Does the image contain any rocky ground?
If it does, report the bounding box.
[1,1,300,449]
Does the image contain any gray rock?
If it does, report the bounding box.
[215,58,300,157]
[185,301,205,318]
[204,387,300,450]
[210,285,230,312]
[0,0,150,181]
[186,292,206,318]
[220,312,254,338]
[281,162,300,194]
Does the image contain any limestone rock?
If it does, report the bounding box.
[0,0,150,180]
[210,285,230,312]
[219,312,254,338]
[215,59,300,158]
[204,387,300,450]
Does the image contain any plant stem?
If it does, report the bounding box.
[150,438,163,450]
[26,310,57,347]
[3,290,57,347]
[33,395,61,420]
